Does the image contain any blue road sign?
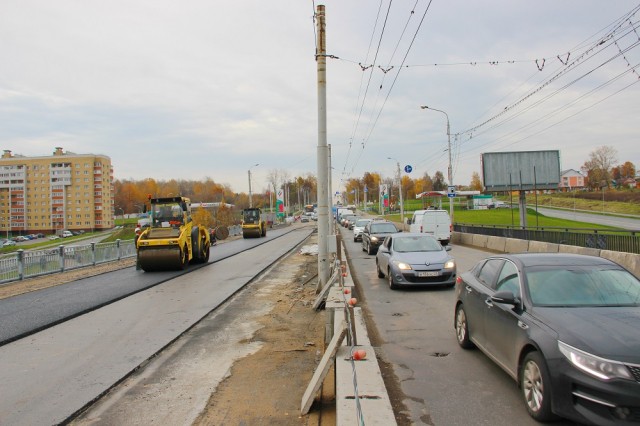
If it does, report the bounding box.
[404,165,413,173]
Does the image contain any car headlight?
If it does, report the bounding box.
[370,236,378,242]
[558,341,633,381]
[444,260,455,269]
[393,261,412,270]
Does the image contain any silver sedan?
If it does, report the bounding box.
[375,233,456,290]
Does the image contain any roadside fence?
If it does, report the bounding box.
[0,239,137,285]
[1,225,243,285]
[454,224,640,254]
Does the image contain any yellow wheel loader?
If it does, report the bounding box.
[136,196,211,271]
[241,207,267,238]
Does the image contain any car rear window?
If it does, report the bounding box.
[371,223,397,233]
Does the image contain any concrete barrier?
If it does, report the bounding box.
[486,236,506,252]
[460,233,474,246]
[471,234,489,248]
[457,232,640,279]
[527,241,560,253]
[504,238,529,253]
[451,232,463,244]
[600,250,640,278]
[558,245,600,257]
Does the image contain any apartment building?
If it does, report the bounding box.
[0,147,114,235]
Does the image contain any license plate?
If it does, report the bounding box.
[418,271,440,277]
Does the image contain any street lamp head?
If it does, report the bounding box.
[420,105,429,109]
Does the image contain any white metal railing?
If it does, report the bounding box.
[0,239,137,284]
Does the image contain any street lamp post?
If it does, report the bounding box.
[387,157,405,229]
[420,105,453,221]
[248,163,259,208]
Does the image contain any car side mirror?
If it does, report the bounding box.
[405,218,411,225]
[445,246,452,251]
[378,246,389,254]
[491,291,519,306]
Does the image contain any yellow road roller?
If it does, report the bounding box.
[241,207,267,238]
[136,196,211,271]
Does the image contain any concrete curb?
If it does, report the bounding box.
[325,243,397,425]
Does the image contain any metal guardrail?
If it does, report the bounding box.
[454,224,640,254]
[0,225,243,285]
[0,239,137,284]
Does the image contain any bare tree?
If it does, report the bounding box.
[582,146,618,189]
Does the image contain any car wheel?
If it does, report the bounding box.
[376,260,385,278]
[455,305,474,349]
[520,352,557,422]
[362,241,366,252]
[388,268,398,290]
[367,243,374,255]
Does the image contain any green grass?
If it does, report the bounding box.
[383,207,616,230]
[0,230,119,254]
[453,208,615,230]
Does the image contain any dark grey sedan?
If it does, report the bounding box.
[454,253,640,426]
[375,233,456,289]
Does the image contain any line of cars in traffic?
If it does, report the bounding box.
[339,209,640,425]
[338,211,457,290]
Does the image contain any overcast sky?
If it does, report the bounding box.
[1,1,638,195]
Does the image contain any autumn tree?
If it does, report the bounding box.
[432,171,446,191]
[362,172,381,202]
[401,175,414,200]
[582,145,618,189]
[191,206,214,229]
[215,204,236,227]
[414,172,433,195]
[619,161,636,180]
[344,178,362,205]
[470,172,483,191]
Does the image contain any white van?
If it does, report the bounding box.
[419,210,451,245]
[61,230,74,238]
[406,210,428,233]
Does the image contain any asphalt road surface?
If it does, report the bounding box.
[535,207,640,230]
[0,226,296,346]
[0,226,313,425]
[340,226,578,426]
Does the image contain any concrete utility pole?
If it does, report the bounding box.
[328,144,333,234]
[389,158,405,229]
[316,5,330,291]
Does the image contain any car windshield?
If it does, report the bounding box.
[393,236,442,252]
[355,219,371,227]
[526,266,640,307]
[370,223,397,233]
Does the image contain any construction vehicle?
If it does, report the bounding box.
[136,196,211,271]
[242,207,267,238]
